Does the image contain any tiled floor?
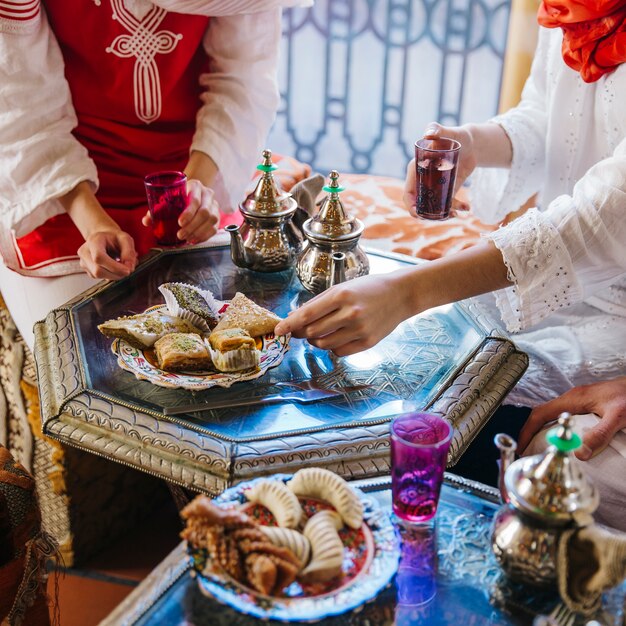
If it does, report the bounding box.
[48,497,183,626]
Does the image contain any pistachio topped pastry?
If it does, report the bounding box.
[154,333,213,372]
[208,328,256,352]
[98,311,201,349]
[159,282,219,331]
[208,328,260,372]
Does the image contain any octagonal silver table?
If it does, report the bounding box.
[34,245,527,495]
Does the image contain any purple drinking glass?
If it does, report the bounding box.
[391,412,452,524]
[144,171,189,246]
[396,523,438,605]
[414,137,461,220]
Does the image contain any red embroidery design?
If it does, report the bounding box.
[0,0,40,33]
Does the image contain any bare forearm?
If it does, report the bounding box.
[59,181,119,238]
[465,122,513,169]
[398,242,512,314]
[185,151,219,188]
[58,181,137,278]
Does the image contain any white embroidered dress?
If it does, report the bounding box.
[470,27,626,408]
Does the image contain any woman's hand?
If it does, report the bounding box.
[274,243,511,357]
[403,121,513,215]
[60,181,138,280]
[404,123,477,216]
[274,272,416,357]
[142,178,220,245]
[518,376,626,461]
[78,228,137,280]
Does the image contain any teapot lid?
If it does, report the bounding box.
[505,413,599,523]
[303,170,364,241]
[239,149,297,218]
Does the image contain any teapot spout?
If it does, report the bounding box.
[328,252,347,289]
[494,433,517,504]
[226,224,250,268]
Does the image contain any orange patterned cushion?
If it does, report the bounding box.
[256,157,494,261]
[272,154,312,192]
[340,173,496,260]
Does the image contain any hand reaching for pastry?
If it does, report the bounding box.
[274,272,415,357]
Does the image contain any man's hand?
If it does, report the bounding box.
[518,377,626,461]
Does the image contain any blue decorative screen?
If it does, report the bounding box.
[268,0,511,177]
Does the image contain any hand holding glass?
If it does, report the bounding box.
[144,171,189,246]
[414,138,461,220]
[391,412,452,524]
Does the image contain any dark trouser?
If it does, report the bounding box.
[451,405,531,487]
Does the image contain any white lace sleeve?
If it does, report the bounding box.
[0,9,98,264]
[488,136,626,332]
[469,29,551,225]
[191,10,282,210]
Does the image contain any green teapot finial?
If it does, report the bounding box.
[256,148,278,173]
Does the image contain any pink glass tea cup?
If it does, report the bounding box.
[144,171,189,246]
[391,412,452,524]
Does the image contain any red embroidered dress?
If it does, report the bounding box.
[1,0,291,277]
[16,1,209,269]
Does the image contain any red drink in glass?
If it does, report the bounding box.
[144,171,188,246]
[391,413,452,524]
[414,138,460,220]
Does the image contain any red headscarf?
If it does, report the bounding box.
[538,0,626,82]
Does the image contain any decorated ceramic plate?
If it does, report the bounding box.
[111,306,290,390]
[189,475,400,622]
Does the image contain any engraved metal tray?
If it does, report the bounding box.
[35,245,527,494]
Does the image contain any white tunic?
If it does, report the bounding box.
[469,27,626,409]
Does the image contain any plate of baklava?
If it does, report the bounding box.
[97,283,290,390]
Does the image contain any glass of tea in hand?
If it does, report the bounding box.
[144,171,189,246]
[391,412,452,524]
[414,138,461,220]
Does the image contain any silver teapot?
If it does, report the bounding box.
[226,149,303,272]
[296,170,369,294]
[491,413,599,586]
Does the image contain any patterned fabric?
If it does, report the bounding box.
[339,174,495,260]
[0,0,41,34]
[0,444,55,626]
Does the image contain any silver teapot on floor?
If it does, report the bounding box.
[226,149,303,272]
[491,413,599,586]
[296,170,369,294]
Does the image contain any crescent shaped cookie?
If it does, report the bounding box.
[260,527,311,571]
[246,479,304,529]
[289,468,364,530]
[299,510,344,583]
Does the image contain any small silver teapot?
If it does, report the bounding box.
[296,170,369,294]
[491,413,599,586]
[226,149,303,272]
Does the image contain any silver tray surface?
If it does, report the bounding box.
[35,245,527,494]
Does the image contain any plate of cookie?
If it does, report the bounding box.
[182,469,400,622]
[98,283,290,390]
